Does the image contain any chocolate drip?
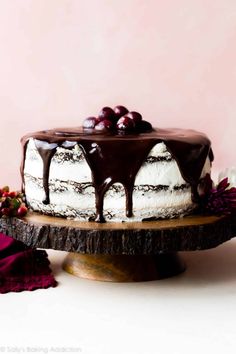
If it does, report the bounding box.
[20,140,29,194]
[34,140,58,204]
[79,139,156,221]
[21,127,213,222]
[32,140,77,205]
[159,136,211,203]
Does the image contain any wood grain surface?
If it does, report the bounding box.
[0,212,235,255]
[63,253,186,282]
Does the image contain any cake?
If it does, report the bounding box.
[21,106,213,222]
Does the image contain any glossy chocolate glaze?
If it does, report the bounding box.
[21,127,213,222]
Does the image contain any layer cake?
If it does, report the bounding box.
[21,126,213,222]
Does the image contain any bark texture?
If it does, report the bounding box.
[0,213,235,255]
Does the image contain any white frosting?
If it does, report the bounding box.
[23,138,211,222]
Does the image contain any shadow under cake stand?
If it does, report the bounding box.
[1,213,235,282]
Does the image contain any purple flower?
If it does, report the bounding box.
[200,174,236,216]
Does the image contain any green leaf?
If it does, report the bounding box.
[10,198,21,209]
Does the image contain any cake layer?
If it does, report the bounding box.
[23,137,211,222]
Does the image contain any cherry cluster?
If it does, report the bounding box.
[0,186,28,218]
[82,105,153,133]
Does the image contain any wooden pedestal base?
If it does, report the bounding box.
[62,253,186,282]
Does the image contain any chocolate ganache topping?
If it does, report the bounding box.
[21,127,213,222]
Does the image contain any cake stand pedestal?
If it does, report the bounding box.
[63,253,184,281]
[0,213,235,282]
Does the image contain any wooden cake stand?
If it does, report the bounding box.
[0,213,235,282]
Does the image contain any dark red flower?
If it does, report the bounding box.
[200,174,236,215]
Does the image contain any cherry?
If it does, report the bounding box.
[116,116,135,131]
[2,192,10,198]
[114,105,129,119]
[82,117,97,129]
[95,119,113,131]
[98,107,116,122]
[1,207,11,216]
[0,186,28,218]
[95,117,105,125]
[17,205,28,217]
[126,111,142,124]
[81,106,152,134]
[8,191,17,198]
[137,120,153,132]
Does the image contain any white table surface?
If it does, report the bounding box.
[1,238,236,354]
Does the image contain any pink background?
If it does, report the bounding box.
[0,0,236,188]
